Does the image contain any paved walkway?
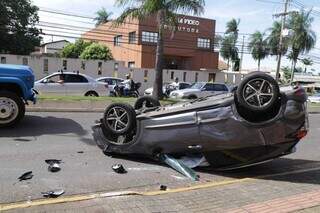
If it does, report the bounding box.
[4,167,320,213]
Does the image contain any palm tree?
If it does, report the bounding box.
[301,57,313,73]
[288,10,316,82]
[224,18,240,70]
[94,7,113,27]
[267,21,289,57]
[248,31,269,71]
[114,0,205,100]
[220,35,238,70]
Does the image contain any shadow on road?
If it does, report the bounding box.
[197,157,320,185]
[0,115,88,138]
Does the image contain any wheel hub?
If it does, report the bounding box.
[106,107,129,132]
[0,99,16,119]
[243,79,274,108]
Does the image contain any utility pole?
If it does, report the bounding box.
[240,35,245,71]
[275,0,290,82]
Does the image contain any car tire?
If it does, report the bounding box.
[0,91,25,127]
[85,91,99,97]
[236,72,280,112]
[134,96,161,110]
[102,103,136,135]
[188,94,198,99]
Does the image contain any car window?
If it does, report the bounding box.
[203,83,215,91]
[64,74,88,83]
[213,84,228,91]
[191,82,205,89]
[179,83,191,90]
[45,74,64,83]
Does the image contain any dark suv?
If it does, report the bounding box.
[0,64,36,127]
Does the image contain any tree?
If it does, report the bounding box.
[61,39,92,58]
[224,18,240,70]
[80,43,113,60]
[220,35,238,70]
[94,7,113,27]
[281,66,291,82]
[288,10,316,82]
[0,0,41,55]
[267,21,289,57]
[115,0,205,100]
[301,57,313,73]
[248,31,269,71]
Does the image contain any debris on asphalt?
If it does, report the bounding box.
[160,154,199,181]
[18,171,33,181]
[48,163,61,173]
[112,164,127,174]
[160,185,167,191]
[45,159,62,165]
[77,151,84,154]
[41,189,65,198]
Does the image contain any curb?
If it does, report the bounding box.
[27,108,105,113]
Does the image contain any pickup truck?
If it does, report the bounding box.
[0,64,36,127]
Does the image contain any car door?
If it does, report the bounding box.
[36,74,66,95]
[213,84,229,94]
[200,83,215,97]
[64,74,89,96]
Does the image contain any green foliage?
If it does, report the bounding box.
[60,39,92,58]
[248,31,269,70]
[0,0,41,54]
[80,43,113,60]
[281,66,292,82]
[94,8,113,27]
[267,21,289,56]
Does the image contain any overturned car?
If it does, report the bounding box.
[93,72,308,170]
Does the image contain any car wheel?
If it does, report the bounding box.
[134,96,161,110]
[0,91,25,127]
[236,72,280,112]
[85,91,99,97]
[188,94,198,99]
[102,103,136,135]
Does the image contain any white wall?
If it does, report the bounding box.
[0,54,241,93]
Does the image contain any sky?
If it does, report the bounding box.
[31,0,320,73]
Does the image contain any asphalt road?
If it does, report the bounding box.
[0,112,319,204]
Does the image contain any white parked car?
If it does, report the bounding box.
[96,77,124,95]
[144,82,192,97]
[34,72,109,96]
[170,82,229,99]
[308,93,320,103]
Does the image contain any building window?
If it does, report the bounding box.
[62,60,67,70]
[197,38,211,49]
[0,57,6,64]
[142,31,158,43]
[128,61,135,68]
[195,72,199,82]
[43,59,49,73]
[81,61,86,70]
[183,72,187,82]
[170,71,174,80]
[129,32,136,44]
[114,35,122,46]
[208,73,216,82]
[22,57,28,65]
[144,70,148,82]
[98,62,102,75]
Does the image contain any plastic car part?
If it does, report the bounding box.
[103,103,136,135]
[45,159,62,164]
[48,163,61,172]
[41,189,65,198]
[112,164,127,174]
[134,96,161,110]
[178,154,210,168]
[236,72,280,112]
[160,154,199,181]
[18,171,33,181]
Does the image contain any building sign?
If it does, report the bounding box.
[164,18,200,33]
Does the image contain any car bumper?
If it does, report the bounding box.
[26,89,37,104]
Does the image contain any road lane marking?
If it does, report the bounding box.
[1,166,320,211]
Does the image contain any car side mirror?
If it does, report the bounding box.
[201,88,206,91]
[57,80,64,84]
[42,79,49,83]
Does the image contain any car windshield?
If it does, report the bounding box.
[190,82,205,89]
